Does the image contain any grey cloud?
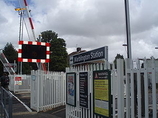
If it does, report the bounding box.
[1,0,158,61]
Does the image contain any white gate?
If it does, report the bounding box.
[30,70,66,112]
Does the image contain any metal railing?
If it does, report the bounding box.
[0,87,12,118]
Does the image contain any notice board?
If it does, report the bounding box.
[79,72,89,108]
[66,72,76,106]
[93,70,111,118]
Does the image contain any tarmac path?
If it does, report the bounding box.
[12,92,66,118]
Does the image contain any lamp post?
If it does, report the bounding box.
[124,0,132,59]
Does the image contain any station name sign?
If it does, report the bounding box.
[70,46,108,65]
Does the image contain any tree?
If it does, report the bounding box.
[40,30,68,71]
[0,43,18,75]
[40,30,58,42]
[113,54,124,69]
[3,43,31,74]
[3,43,18,63]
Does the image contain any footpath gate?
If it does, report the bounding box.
[30,70,66,112]
[66,57,158,118]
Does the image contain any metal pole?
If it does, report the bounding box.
[19,11,23,74]
[124,0,132,59]
[124,1,132,118]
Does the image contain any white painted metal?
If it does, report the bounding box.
[130,67,135,118]
[151,57,157,118]
[125,58,130,118]
[144,58,149,118]
[117,59,124,118]
[30,70,66,112]
[137,60,142,118]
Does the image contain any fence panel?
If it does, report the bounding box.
[30,70,66,112]
[113,58,158,118]
[8,74,31,93]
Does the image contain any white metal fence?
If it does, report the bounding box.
[66,58,158,118]
[113,58,158,118]
[66,63,110,118]
[9,74,31,93]
[30,70,66,112]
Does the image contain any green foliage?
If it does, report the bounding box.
[3,43,18,63]
[0,43,18,74]
[40,30,68,71]
[40,30,58,42]
[2,43,32,74]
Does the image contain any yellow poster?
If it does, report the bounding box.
[94,80,109,101]
[93,70,111,117]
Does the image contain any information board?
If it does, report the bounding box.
[66,73,76,106]
[79,72,89,108]
[93,70,111,118]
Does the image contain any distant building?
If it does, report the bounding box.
[68,47,86,66]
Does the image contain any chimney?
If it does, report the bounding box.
[77,47,81,52]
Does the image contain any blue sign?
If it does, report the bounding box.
[70,46,108,65]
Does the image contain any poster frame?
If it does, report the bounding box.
[66,72,76,107]
[79,72,89,109]
[93,70,111,118]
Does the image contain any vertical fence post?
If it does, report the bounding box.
[125,58,131,118]
[143,58,149,118]
[117,59,124,118]
[37,70,40,112]
[137,60,142,118]
[130,60,135,118]
[151,57,157,118]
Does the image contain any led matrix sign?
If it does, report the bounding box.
[18,41,50,63]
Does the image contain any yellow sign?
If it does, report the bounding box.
[94,80,109,101]
[93,70,111,118]
[15,8,26,11]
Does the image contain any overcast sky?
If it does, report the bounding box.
[1,0,158,62]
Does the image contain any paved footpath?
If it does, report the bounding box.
[12,92,66,118]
